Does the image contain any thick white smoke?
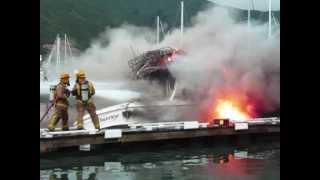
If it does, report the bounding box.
[161,7,280,115]
[72,25,156,80]
[45,6,279,115]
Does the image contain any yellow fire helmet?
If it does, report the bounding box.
[74,69,80,76]
[59,72,70,79]
[74,69,86,78]
[74,69,83,76]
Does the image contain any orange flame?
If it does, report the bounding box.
[201,91,256,123]
[198,65,262,123]
[215,98,250,121]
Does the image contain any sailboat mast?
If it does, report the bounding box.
[180,1,184,40]
[56,34,60,66]
[156,16,160,45]
[268,0,272,38]
[64,33,67,63]
[247,1,251,30]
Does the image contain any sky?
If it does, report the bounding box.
[207,0,280,11]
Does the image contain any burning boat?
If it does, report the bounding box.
[82,99,197,130]
[80,47,197,130]
[80,47,278,130]
[128,47,184,97]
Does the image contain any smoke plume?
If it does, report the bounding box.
[162,7,280,116]
[48,6,279,116]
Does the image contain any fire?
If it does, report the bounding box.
[215,98,250,121]
[200,91,256,123]
[199,65,260,123]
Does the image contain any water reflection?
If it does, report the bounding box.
[40,143,279,180]
[45,167,99,180]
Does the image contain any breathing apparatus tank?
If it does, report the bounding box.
[49,85,57,102]
[80,83,89,102]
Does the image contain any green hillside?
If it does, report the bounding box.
[40,0,279,54]
[40,0,209,54]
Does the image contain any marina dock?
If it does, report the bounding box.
[40,118,280,153]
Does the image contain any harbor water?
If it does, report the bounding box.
[40,139,280,180]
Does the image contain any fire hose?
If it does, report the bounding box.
[40,102,54,122]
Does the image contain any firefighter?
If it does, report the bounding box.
[47,72,71,131]
[72,70,100,130]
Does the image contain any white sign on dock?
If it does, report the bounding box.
[144,126,153,131]
[183,121,199,130]
[234,122,249,131]
[104,129,122,139]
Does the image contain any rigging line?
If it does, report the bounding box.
[251,0,255,10]
[272,13,279,27]
[173,0,180,31]
[66,36,73,58]
[160,19,165,40]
